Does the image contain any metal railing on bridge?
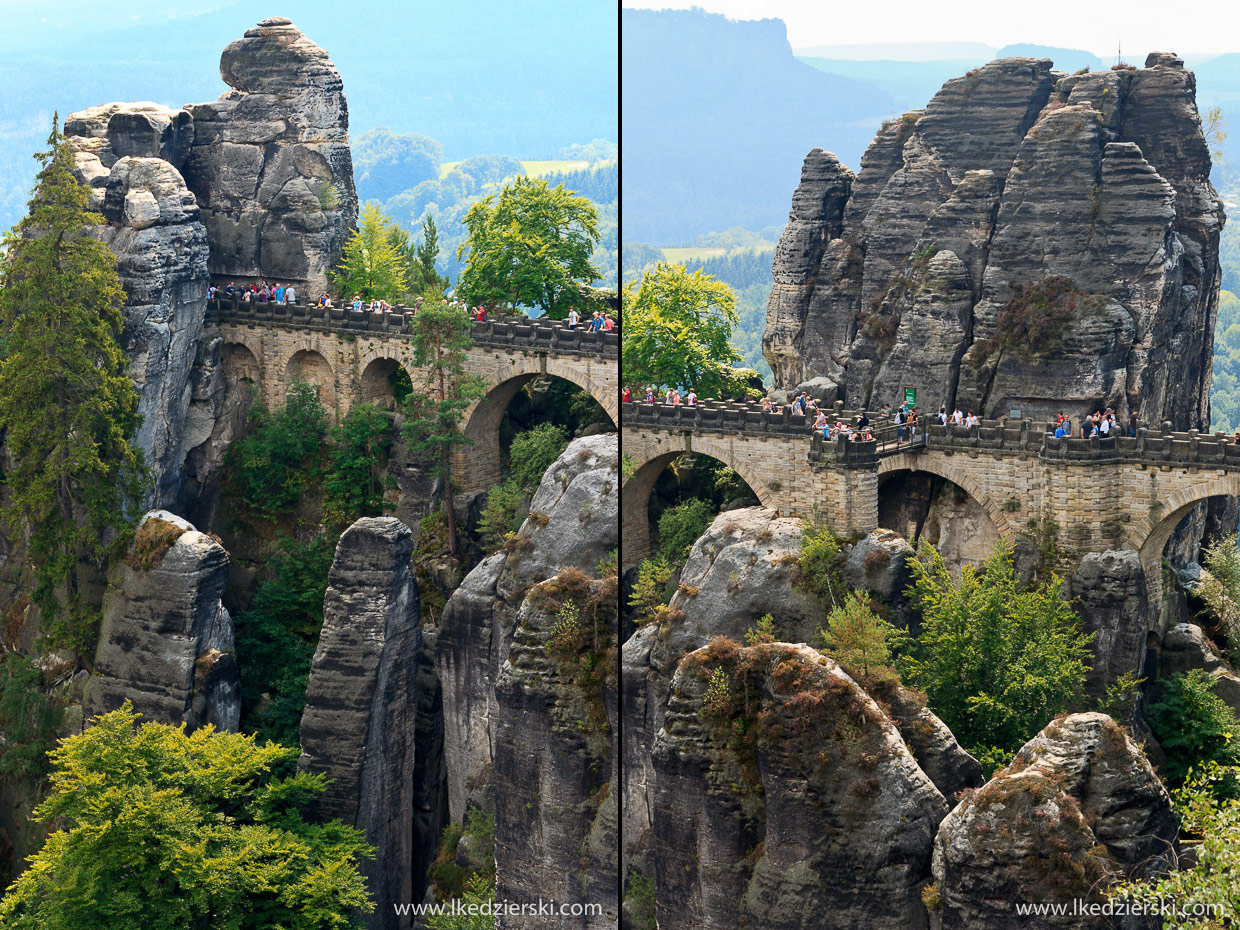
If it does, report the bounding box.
[204,295,618,359]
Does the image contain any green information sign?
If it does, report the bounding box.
[904,386,916,408]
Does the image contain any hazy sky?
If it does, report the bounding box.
[623,0,1240,58]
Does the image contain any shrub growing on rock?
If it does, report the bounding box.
[1148,669,1240,785]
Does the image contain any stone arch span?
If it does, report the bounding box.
[358,353,413,410]
[621,434,774,567]
[285,348,337,414]
[876,453,1013,567]
[1131,475,1240,598]
[221,341,261,385]
[455,369,617,497]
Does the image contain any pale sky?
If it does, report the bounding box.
[623,0,1240,59]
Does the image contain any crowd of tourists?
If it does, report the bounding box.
[1051,408,1139,439]
[210,281,298,305]
[567,308,616,332]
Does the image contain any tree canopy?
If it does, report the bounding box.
[0,704,373,928]
[0,116,146,654]
[621,261,742,396]
[330,203,407,302]
[900,540,1093,772]
[456,175,600,318]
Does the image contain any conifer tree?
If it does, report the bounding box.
[402,303,484,556]
[0,116,146,654]
[330,203,407,302]
[409,213,448,300]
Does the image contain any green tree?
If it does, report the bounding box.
[622,262,742,396]
[456,175,601,318]
[235,534,336,746]
[323,403,393,529]
[331,203,407,302]
[1148,669,1240,785]
[223,381,329,521]
[403,303,486,557]
[409,213,449,300]
[477,479,527,552]
[629,556,673,626]
[796,525,849,611]
[0,117,146,654]
[1115,762,1240,924]
[901,540,1093,769]
[656,498,715,568]
[818,592,900,683]
[508,422,569,490]
[0,704,373,928]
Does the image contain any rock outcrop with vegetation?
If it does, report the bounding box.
[930,712,1178,929]
[86,511,238,731]
[765,54,1222,431]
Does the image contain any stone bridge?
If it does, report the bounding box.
[622,399,1240,598]
[204,297,618,495]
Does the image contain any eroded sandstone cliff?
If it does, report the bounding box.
[765,54,1223,429]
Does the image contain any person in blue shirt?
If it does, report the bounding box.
[274,284,285,304]
[1054,424,1066,438]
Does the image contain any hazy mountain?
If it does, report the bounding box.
[793,40,996,61]
[621,7,895,243]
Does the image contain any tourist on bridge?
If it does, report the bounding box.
[895,407,907,442]
[286,284,296,305]
[603,314,615,332]
[813,409,827,430]
[857,410,870,430]
[686,389,697,406]
[319,293,332,308]
[225,281,235,297]
[1129,410,1139,437]
[644,388,655,404]
[623,386,632,404]
[937,407,948,426]
[568,307,579,330]
[475,305,486,322]
[762,397,773,412]
[1054,421,1067,439]
[667,388,681,406]
[208,285,217,301]
[351,296,363,311]
[951,408,963,426]
[965,411,978,429]
[274,283,285,304]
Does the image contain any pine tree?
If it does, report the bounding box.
[402,303,485,556]
[410,213,448,300]
[330,203,407,302]
[0,116,146,654]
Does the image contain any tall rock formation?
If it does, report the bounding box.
[61,17,358,508]
[64,109,210,508]
[299,517,421,930]
[437,434,619,926]
[765,54,1223,430]
[86,510,239,731]
[183,16,358,296]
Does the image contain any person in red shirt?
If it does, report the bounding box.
[622,386,632,404]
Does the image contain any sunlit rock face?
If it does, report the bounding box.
[766,54,1222,431]
[183,16,359,296]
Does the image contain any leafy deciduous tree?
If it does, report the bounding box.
[456,175,601,318]
[621,262,742,397]
[402,304,485,557]
[331,203,407,302]
[0,704,373,928]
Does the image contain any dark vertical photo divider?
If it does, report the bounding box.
[0,2,620,928]
[619,0,1240,927]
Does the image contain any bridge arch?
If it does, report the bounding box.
[221,341,261,385]
[455,363,617,497]
[285,348,337,414]
[1131,475,1240,598]
[621,434,774,567]
[358,353,413,410]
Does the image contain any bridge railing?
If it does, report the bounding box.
[204,296,618,358]
[623,398,1240,471]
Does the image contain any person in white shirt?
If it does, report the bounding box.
[568,308,579,329]
[286,285,296,304]
[951,409,964,425]
[686,389,697,406]
[1099,416,1111,436]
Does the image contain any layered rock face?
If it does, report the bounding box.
[653,641,949,930]
[765,54,1222,429]
[931,713,1178,929]
[61,18,357,507]
[622,508,982,920]
[86,511,238,731]
[437,434,619,821]
[183,17,358,295]
[299,517,420,930]
[437,435,618,923]
[64,110,210,508]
